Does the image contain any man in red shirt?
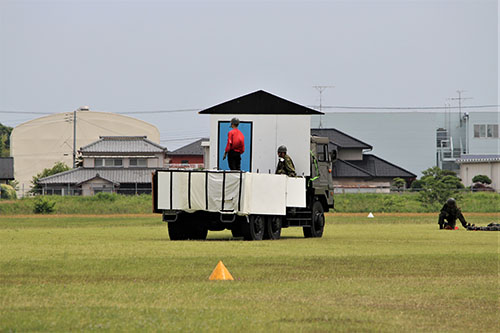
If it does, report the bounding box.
[223,118,245,170]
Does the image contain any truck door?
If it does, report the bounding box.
[315,143,331,187]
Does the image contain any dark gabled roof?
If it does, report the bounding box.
[168,138,208,156]
[347,154,416,178]
[311,128,372,150]
[0,157,14,180]
[332,159,373,178]
[37,168,155,184]
[199,90,323,115]
[80,136,166,153]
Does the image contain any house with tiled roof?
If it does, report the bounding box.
[456,154,500,192]
[311,128,416,193]
[37,136,167,196]
[167,138,209,169]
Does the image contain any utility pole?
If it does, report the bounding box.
[313,85,334,128]
[73,109,77,168]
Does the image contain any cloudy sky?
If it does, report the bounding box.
[0,0,497,150]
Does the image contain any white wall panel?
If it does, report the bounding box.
[209,115,311,176]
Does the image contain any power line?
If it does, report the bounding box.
[314,104,498,110]
[1,104,498,116]
[116,109,201,114]
[0,108,201,115]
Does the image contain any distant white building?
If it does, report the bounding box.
[312,110,499,178]
[456,155,500,192]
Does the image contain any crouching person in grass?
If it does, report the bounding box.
[438,198,471,230]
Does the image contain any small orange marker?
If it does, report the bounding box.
[209,261,234,281]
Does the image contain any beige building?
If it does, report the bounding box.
[457,155,500,192]
[10,108,160,196]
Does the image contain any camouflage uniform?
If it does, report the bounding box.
[276,154,296,177]
[438,201,468,229]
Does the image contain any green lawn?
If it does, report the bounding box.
[0,214,498,332]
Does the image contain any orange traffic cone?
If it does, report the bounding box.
[209,261,234,281]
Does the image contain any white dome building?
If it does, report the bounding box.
[10,107,160,196]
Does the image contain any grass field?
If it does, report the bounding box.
[0,213,498,332]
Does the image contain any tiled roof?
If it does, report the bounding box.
[311,128,372,150]
[456,154,500,163]
[80,136,166,153]
[37,168,155,184]
[168,138,208,156]
[332,160,373,178]
[199,90,323,115]
[347,154,416,178]
[0,157,14,180]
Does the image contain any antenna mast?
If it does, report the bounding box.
[313,85,334,128]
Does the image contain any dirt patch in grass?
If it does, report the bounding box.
[327,212,498,217]
[0,213,158,219]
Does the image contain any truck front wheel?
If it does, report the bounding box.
[303,201,325,238]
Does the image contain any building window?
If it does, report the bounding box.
[95,158,122,167]
[130,158,147,167]
[487,124,498,138]
[474,124,498,138]
[181,160,189,165]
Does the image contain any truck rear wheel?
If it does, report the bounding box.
[243,215,265,241]
[187,222,208,240]
[168,221,189,240]
[264,216,282,240]
[303,201,325,238]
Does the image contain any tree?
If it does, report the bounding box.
[417,167,464,208]
[392,177,406,191]
[30,162,71,193]
[410,179,424,191]
[0,184,17,200]
[472,175,492,185]
[0,123,13,157]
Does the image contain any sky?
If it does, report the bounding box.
[0,0,498,150]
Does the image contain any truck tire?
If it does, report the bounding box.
[187,222,208,240]
[168,221,188,240]
[264,216,282,240]
[303,201,325,238]
[243,215,265,241]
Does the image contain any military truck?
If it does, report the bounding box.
[152,135,334,240]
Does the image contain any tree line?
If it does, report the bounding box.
[0,123,13,157]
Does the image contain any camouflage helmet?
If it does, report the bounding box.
[277,145,287,153]
[446,198,456,206]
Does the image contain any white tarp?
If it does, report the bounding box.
[242,173,287,215]
[286,177,306,208]
[156,170,305,215]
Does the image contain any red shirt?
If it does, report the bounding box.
[225,128,245,153]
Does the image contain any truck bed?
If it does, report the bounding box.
[154,170,306,216]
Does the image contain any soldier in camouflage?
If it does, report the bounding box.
[276,145,296,177]
[438,198,469,230]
